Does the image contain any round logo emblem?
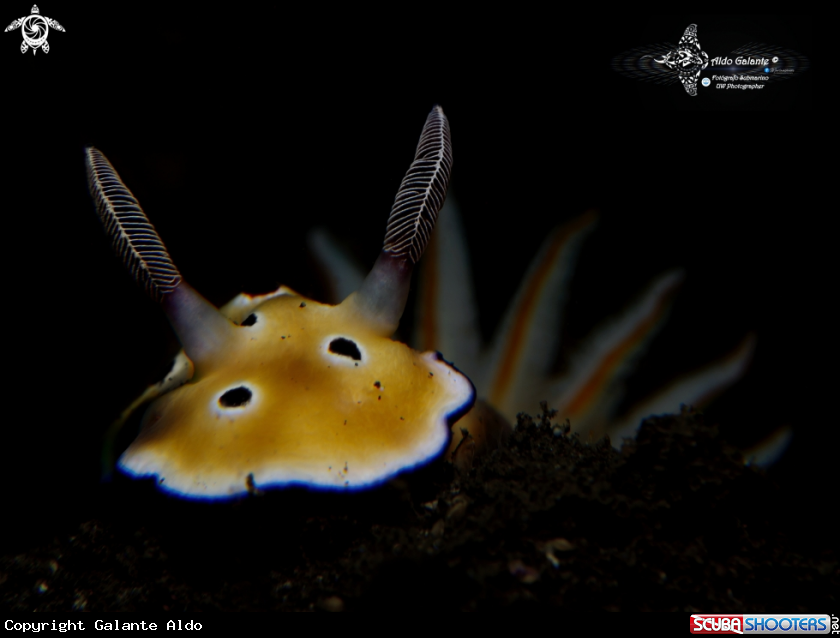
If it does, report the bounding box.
[21,13,48,49]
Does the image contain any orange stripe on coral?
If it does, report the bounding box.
[488,211,597,407]
[564,293,672,419]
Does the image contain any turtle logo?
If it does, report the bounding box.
[653,24,709,96]
[4,5,65,55]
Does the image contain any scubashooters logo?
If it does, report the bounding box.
[653,24,709,96]
[611,21,810,99]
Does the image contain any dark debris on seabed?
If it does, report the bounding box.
[1,405,836,612]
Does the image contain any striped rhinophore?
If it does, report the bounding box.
[383,105,453,265]
[85,147,181,303]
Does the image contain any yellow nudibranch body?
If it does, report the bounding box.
[127,287,472,496]
[87,106,473,499]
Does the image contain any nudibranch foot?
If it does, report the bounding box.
[447,398,512,464]
[88,105,475,499]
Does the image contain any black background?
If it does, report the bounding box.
[2,10,823,551]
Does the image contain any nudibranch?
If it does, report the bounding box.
[87,106,475,499]
[310,197,782,465]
